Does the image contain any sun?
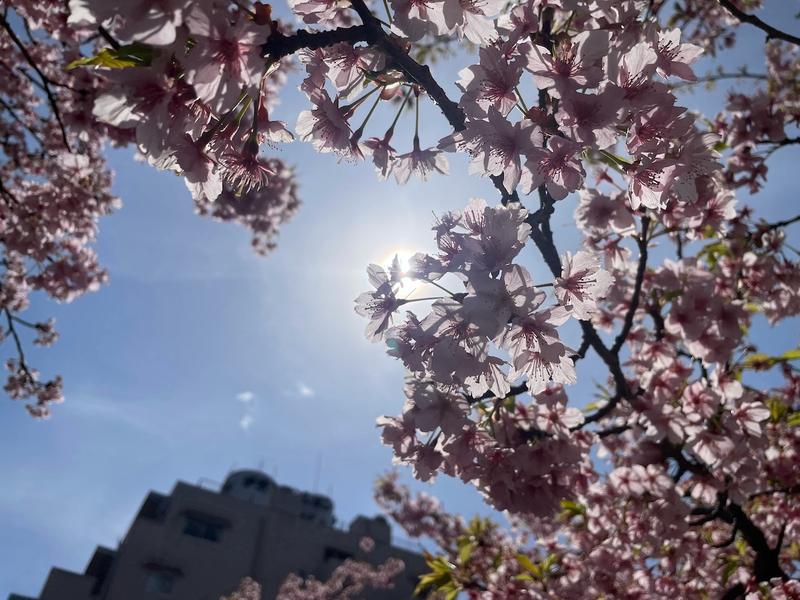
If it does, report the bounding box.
[378,248,420,296]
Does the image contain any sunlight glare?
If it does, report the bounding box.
[378,248,424,299]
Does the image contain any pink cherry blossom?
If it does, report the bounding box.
[525,30,608,97]
[183,4,270,113]
[654,28,704,81]
[442,112,542,194]
[555,250,613,320]
[392,143,449,185]
[520,136,585,200]
[296,89,354,155]
[458,46,525,118]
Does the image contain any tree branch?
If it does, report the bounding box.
[347,0,519,203]
[611,216,650,354]
[669,70,767,90]
[760,213,800,231]
[3,308,36,384]
[717,0,800,46]
[725,503,788,581]
[0,14,71,151]
[465,383,528,405]
[577,391,623,428]
[263,24,374,60]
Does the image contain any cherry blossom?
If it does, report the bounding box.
[4,1,800,597]
[554,250,613,320]
[520,136,585,200]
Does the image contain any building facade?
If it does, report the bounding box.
[10,470,426,600]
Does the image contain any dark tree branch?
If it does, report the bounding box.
[263,24,373,60]
[595,423,631,437]
[3,308,36,384]
[465,383,528,405]
[756,136,800,147]
[725,503,788,581]
[350,0,465,128]
[263,1,522,204]
[760,213,800,232]
[578,391,623,428]
[262,15,797,588]
[611,216,650,354]
[571,334,591,362]
[97,25,121,50]
[749,485,800,499]
[717,0,800,46]
[774,521,787,554]
[0,14,71,151]
[721,583,746,600]
[348,0,520,204]
[648,302,665,341]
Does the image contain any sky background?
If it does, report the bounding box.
[1,3,799,597]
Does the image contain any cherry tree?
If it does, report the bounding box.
[222,545,405,599]
[1,0,799,597]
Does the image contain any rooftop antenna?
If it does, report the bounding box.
[257,457,265,472]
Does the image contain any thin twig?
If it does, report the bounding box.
[717,0,800,46]
[612,216,650,353]
[3,308,35,384]
[0,14,71,151]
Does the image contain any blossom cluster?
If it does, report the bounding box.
[342,0,798,595]
[2,0,799,597]
[69,0,301,252]
[222,552,405,600]
[1,1,121,416]
[357,199,611,513]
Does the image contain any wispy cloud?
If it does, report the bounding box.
[297,382,315,397]
[236,390,257,431]
[236,390,255,404]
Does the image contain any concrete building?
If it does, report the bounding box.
[10,470,426,600]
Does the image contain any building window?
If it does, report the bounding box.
[144,571,175,595]
[183,515,223,542]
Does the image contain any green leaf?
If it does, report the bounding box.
[541,553,558,573]
[742,347,800,371]
[767,397,789,422]
[698,240,731,268]
[444,586,460,600]
[458,541,476,566]
[744,302,761,313]
[67,43,154,70]
[515,553,541,579]
[781,348,800,361]
[787,412,800,427]
[559,499,586,520]
[721,559,738,585]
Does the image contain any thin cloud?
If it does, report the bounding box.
[297,382,315,397]
[236,390,255,404]
[236,390,257,431]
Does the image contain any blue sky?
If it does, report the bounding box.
[1,4,799,597]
